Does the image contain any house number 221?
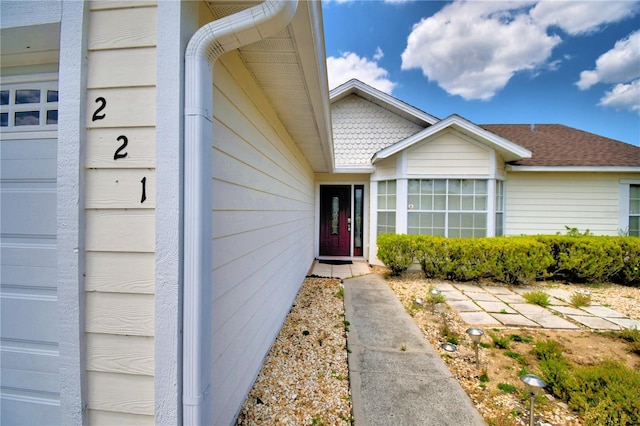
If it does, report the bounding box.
[92,97,147,204]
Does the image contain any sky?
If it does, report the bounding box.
[322,0,640,146]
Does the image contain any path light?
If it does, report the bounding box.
[429,288,441,312]
[466,328,484,370]
[413,298,424,309]
[442,342,457,352]
[521,374,546,426]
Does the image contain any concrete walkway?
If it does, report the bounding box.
[343,273,486,426]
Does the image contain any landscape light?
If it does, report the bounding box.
[466,328,484,370]
[520,374,546,426]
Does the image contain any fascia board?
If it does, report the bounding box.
[372,115,532,163]
[507,165,640,173]
[290,1,335,171]
[333,164,375,173]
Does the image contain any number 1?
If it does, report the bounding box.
[140,177,147,203]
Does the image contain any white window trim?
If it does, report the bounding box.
[620,179,640,235]
[0,79,58,132]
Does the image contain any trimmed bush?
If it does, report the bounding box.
[378,234,639,286]
[376,233,415,276]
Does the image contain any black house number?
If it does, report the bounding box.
[93,96,146,204]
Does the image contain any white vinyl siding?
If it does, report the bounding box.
[209,53,316,425]
[83,2,157,422]
[505,173,630,235]
[406,131,490,175]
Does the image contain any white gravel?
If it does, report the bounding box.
[235,277,352,425]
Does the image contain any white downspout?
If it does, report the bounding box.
[182,1,297,424]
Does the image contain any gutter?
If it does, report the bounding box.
[182,2,297,424]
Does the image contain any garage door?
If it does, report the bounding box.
[1,80,60,424]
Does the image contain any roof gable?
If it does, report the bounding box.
[330,79,438,126]
[373,114,532,163]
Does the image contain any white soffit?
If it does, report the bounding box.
[206,1,334,173]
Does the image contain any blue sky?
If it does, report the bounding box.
[322,1,640,146]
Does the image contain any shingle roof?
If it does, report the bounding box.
[481,124,640,167]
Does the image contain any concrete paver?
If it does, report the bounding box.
[510,303,549,315]
[475,300,517,313]
[440,290,469,301]
[462,291,501,302]
[481,285,514,295]
[448,300,482,312]
[458,311,502,325]
[549,305,592,316]
[606,317,640,330]
[581,305,629,318]
[568,315,621,330]
[527,314,580,330]
[492,313,541,327]
[495,293,527,304]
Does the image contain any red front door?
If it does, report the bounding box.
[319,185,351,256]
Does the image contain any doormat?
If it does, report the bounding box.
[319,260,353,265]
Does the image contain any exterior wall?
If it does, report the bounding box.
[504,172,639,235]
[332,94,423,166]
[83,1,157,423]
[407,131,490,175]
[209,52,316,424]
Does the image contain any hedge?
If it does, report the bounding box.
[376,234,640,286]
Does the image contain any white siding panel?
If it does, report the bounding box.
[86,127,155,168]
[86,371,154,416]
[86,333,154,376]
[85,209,155,252]
[86,88,156,128]
[407,132,490,175]
[85,169,155,209]
[88,7,157,50]
[87,48,156,88]
[375,157,397,179]
[85,292,154,336]
[505,172,624,235]
[88,409,155,425]
[85,251,154,294]
[207,57,315,425]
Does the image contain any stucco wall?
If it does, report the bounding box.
[209,52,316,424]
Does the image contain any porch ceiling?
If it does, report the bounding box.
[206,1,334,173]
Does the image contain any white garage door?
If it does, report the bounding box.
[1,79,60,425]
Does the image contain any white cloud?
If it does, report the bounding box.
[373,47,384,61]
[599,80,640,114]
[577,31,640,90]
[401,1,558,100]
[326,51,397,93]
[530,1,639,35]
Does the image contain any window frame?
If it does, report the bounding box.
[0,81,59,132]
[377,180,397,235]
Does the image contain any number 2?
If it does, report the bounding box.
[114,135,128,160]
[92,97,106,121]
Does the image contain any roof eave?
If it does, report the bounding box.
[507,165,640,172]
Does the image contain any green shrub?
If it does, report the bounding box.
[377,234,415,275]
[522,290,551,307]
[415,235,451,278]
[616,239,640,286]
[564,361,640,426]
[490,237,553,284]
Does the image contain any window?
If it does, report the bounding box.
[377,180,396,235]
[630,184,640,236]
[0,83,58,130]
[408,179,488,238]
[496,180,505,236]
